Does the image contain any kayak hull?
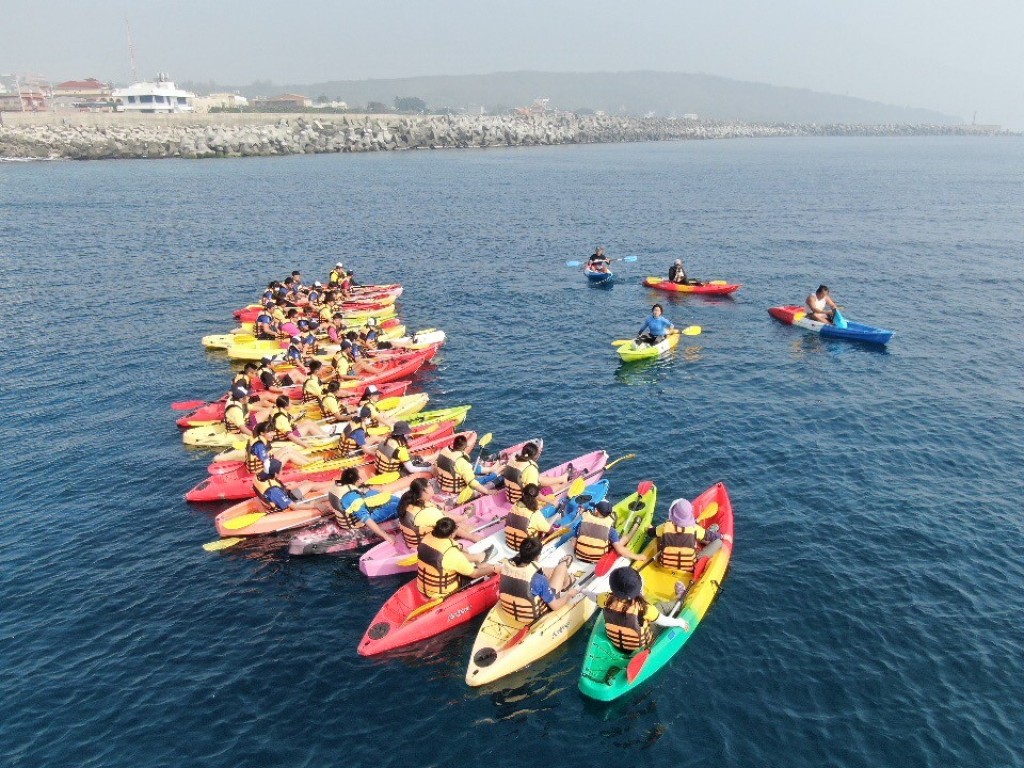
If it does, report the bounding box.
[288,518,402,556]
[578,481,734,702]
[585,269,614,285]
[643,277,741,295]
[616,332,681,362]
[768,305,893,345]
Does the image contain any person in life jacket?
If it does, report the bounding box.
[397,478,482,550]
[328,467,400,545]
[435,434,497,499]
[329,262,346,285]
[374,422,431,476]
[223,386,256,436]
[306,281,323,308]
[245,420,314,472]
[504,484,566,551]
[254,309,277,340]
[498,536,580,624]
[356,385,393,429]
[501,443,570,505]
[593,567,690,654]
[651,498,724,574]
[301,360,326,405]
[416,517,498,600]
[252,459,322,513]
[318,380,352,425]
[327,312,348,346]
[269,394,326,446]
[570,500,645,565]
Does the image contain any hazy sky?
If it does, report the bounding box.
[3,0,1022,128]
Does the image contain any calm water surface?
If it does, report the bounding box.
[2,137,1023,768]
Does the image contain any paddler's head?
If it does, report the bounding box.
[516,536,542,566]
[432,517,457,540]
[668,498,694,527]
[609,566,643,600]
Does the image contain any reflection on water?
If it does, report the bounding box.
[614,347,703,386]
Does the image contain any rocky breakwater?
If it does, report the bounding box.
[0,113,1010,161]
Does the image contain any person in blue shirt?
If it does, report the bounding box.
[570,500,645,564]
[252,459,322,513]
[328,467,401,545]
[498,536,582,624]
[636,304,676,346]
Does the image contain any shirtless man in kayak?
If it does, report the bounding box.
[806,285,838,324]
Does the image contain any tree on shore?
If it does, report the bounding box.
[394,96,427,113]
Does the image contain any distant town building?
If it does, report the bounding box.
[52,78,114,111]
[193,93,249,112]
[257,93,312,110]
[113,73,195,114]
[0,86,49,112]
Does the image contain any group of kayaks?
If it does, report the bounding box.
[173,264,736,702]
[596,267,892,364]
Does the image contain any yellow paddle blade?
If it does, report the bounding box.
[222,512,267,530]
[397,552,419,567]
[231,440,246,451]
[478,433,493,448]
[364,492,393,508]
[203,537,244,551]
[567,476,587,498]
[610,339,633,347]
[709,280,727,285]
[604,453,637,471]
[406,597,443,621]
[365,471,400,486]
[377,396,401,410]
[696,501,720,522]
[367,425,388,436]
[682,325,702,336]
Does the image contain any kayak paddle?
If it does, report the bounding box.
[566,256,638,267]
[696,501,719,523]
[221,512,267,530]
[202,537,244,552]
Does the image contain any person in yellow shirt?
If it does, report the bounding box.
[500,442,570,504]
[503,484,559,550]
[397,478,483,550]
[416,517,498,599]
[434,434,498,502]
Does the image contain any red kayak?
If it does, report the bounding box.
[269,343,438,377]
[643,277,741,295]
[186,420,458,502]
[176,380,411,428]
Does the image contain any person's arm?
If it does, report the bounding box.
[535,574,579,612]
[826,295,838,309]
[637,318,651,336]
[611,530,643,561]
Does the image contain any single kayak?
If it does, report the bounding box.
[643,277,741,295]
[616,332,681,362]
[578,481,735,702]
[465,481,656,687]
[768,305,893,345]
[356,477,609,657]
[358,447,610,579]
[286,437,536,556]
[585,269,614,285]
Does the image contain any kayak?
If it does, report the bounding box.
[616,332,681,362]
[212,431,478,535]
[187,421,466,503]
[585,269,614,285]
[465,481,656,686]
[180,392,430,449]
[644,277,741,295]
[356,477,610,657]
[201,317,403,351]
[223,322,406,362]
[175,380,411,429]
[768,305,893,345]
[232,285,404,320]
[289,438,537,557]
[358,448,610,579]
[578,481,734,702]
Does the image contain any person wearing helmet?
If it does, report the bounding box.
[252,459,323,513]
[593,567,690,653]
[374,421,431,475]
[570,500,645,565]
[650,498,723,574]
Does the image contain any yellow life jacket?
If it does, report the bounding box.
[252,475,286,510]
[302,375,323,404]
[332,353,351,377]
[573,509,613,563]
[374,437,404,475]
[604,597,653,653]
[416,534,462,599]
[244,435,269,474]
[504,502,539,551]
[435,448,469,493]
[340,422,364,454]
[329,483,365,529]
[319,306,333,324]
[399,503,441,549]
[223,400,247,433]
[498,560,547,624]
[502,457,538,504]
[330,268,344,284]
[319,392,341,421]
[658,521,698,572]
[271,407,293,441]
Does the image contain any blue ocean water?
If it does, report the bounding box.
[2,137,1023,768]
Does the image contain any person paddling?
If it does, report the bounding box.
[397,478,483,550]
[636,304,676,346]
[498,537,580,624]
[416,517,498,599]
[806,284,838,324]
[587,246,612,273]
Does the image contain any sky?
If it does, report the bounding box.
[2,0,1022,129]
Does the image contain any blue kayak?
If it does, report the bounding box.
[585,268,614,285]
[769,305,893,345]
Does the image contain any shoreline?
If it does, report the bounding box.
[0,112,1014,161]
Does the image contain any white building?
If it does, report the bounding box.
[193,93,249,112]
[113,73,196,114]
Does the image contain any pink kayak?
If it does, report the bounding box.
[288,437,537,557]
[358,447,609,578]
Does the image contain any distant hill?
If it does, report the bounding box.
[204,71,960,125]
